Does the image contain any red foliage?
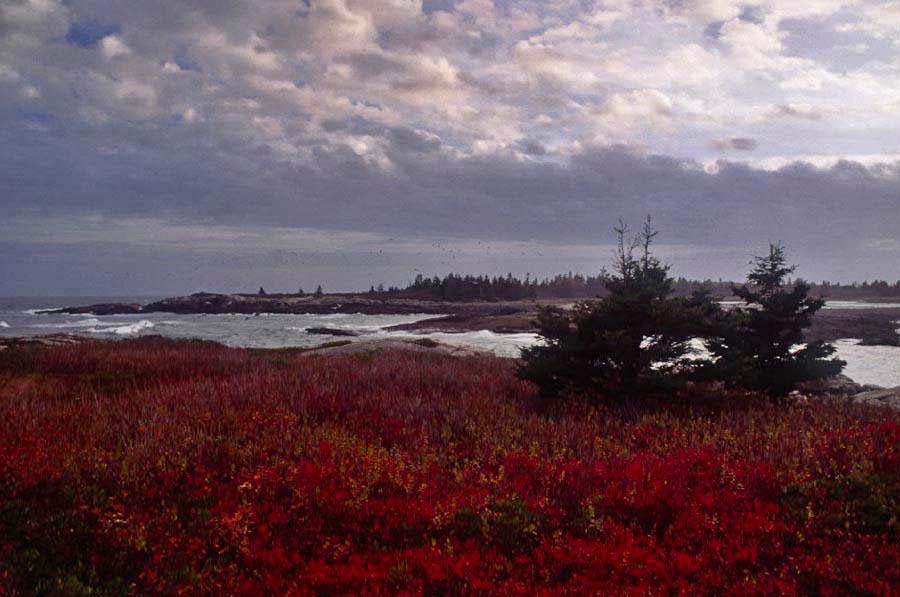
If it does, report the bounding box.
[0,337,898,594]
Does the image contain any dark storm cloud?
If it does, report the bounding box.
[518,139,547,155]
[711,137,759,151]
[388,126,441,153]
[422,0,457,14]
[3,112,899,260]
[729,138,758,151]
[341,51,406,78]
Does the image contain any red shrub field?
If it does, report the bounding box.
[1,337,898,594]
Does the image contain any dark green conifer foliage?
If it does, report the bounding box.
[518,217,718,399]
[708,243,844,395]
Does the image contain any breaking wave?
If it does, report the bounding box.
[88,320,155,335]
[22,307,64,315]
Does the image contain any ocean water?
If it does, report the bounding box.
[2,297,898,387]
[832,340,900,388]
[0,297,443,350]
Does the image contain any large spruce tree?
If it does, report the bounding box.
[708,243,844,395]
[518,218,718,400]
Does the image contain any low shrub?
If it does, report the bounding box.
[0,337,897,593]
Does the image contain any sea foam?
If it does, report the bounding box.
[88,320,155,335]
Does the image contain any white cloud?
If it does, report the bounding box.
[659,0,747,24]
[191,29,282,76]
[291,0,374,56]
[2,0,900,193]
[99,34,130,59]
[718,18,784,70]
[834,1,900,39]
[596,89,675,132]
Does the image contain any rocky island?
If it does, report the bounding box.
[44,291,530,318]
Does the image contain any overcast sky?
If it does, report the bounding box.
[2,0,900,294]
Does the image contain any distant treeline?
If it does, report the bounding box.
[811,279,900,299]
[367,273,900,301]
[395,272,609,300]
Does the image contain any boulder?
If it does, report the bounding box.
[851,387,900,409]
[797,374,866,396]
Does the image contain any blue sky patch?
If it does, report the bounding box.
[65,19,119,48]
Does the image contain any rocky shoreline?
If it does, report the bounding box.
[0,333,87,351]
[43,292,900,346]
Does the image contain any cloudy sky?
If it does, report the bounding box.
[2,0,900,294]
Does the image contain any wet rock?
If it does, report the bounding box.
[305,327,359,337]
[45,303,144,315]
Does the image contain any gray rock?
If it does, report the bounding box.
[0,334,88,350]
[305,327,359,337]
[851,387,900,409]
[798,374,865,396]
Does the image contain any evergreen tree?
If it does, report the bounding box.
[518,217,718,400]
[314,285,324,297]
[258,287,266,296]
[708,243,844,395]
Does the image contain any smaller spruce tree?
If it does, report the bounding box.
[708,243,844,395]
